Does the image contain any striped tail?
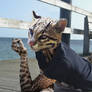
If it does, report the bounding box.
[20,55,32,92]
[20,55,55,92]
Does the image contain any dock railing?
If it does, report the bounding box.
[39,0,92,55]
[0,0,92,55]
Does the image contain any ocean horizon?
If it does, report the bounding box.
[0,37,92,61]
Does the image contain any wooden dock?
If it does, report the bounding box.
[0,59,40,92]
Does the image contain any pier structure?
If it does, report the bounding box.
[0,0,92,54]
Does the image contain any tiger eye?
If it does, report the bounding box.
[38,35,47,40]
[29,28,33,36]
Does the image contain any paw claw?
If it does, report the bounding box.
[12,38,27,55]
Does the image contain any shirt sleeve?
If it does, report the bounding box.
[36,44,72,82]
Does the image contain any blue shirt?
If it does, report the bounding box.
[36,42,92,91]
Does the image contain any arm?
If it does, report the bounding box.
[36,44,72,82]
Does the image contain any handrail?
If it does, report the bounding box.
[0,18,32,30]
[39,0,92,17]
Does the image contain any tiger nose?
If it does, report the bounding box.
[29,41,35,46]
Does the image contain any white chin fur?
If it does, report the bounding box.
[30,44,40,52]
[40,88,54,92]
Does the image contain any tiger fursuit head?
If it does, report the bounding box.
[12,11,67,92]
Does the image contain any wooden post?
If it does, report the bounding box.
[83,16,90,55]
[62,33,70,45]
[60,0,72,45]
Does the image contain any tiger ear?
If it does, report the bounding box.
[32,11,41,19]
[54,19,67,33]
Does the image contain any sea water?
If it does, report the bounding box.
[0,37,92,61]
[0,38,35,61]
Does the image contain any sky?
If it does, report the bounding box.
[0,0,92,40]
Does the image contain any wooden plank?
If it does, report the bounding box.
[88,16,92,23]
[0,17,85,35]
[0,59,40,92]
[0,60,20,91]
[89,34,92,39]
[55,27,84,34]
[0,17,89,35]
[71,28,92,35]
[0,80,20,91]
[0,88,19,92]
[73,29,84,34]
[88,23,92,30]
[63,27,72,34]
[39,0,92,17]
[88,16,92,30]
[0,18,32,30]
[0,17,73,34]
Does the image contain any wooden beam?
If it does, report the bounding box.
[73,29,84,34]
[0,17,88,35]
[83,16,90,55]
[87,16,92,30]
[39,0,92,17]
[0,17,73,33]
[88,16,92,23]
[89,34,92,39]
[88,23,92,30]
[0,18,32,30]
[63,27,72,34]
